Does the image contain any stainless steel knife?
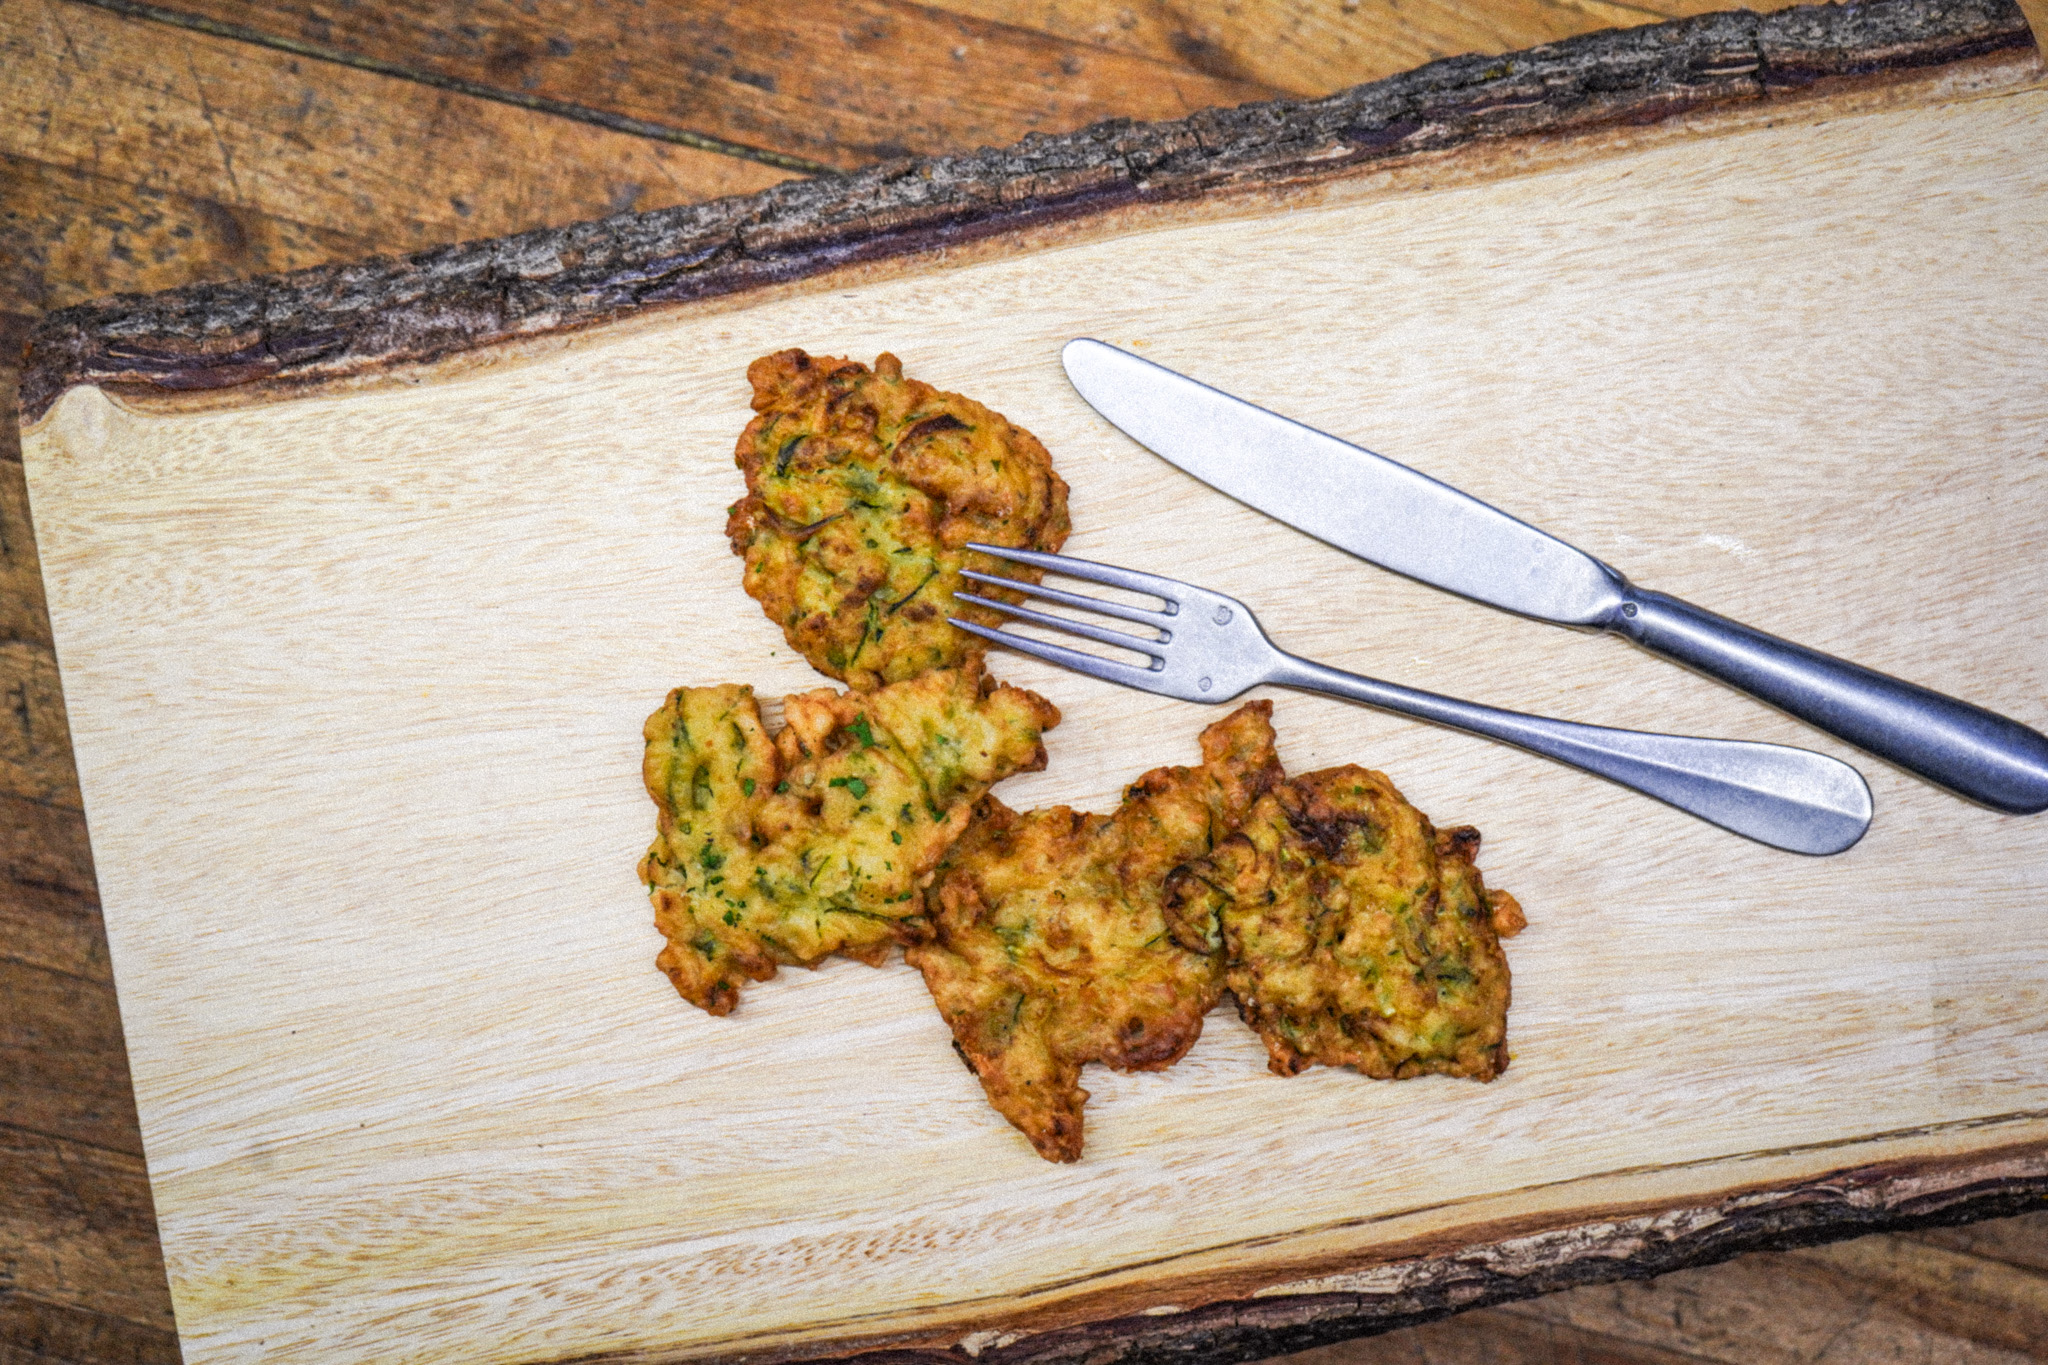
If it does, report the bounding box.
[1061,338,2048,815]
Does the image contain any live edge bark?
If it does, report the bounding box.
[773,1146,2048,1365]
[17,0,2038,424]
[16,2,2047,1361]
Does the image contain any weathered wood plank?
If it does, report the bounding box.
[0,0,793,292]
[0,424,54,652]
[929,0,1813,94]
[0,1130,175,1333]
[0,792,105,983]
[79,0,1280,172]
[1280,1304,1723,1363]
[1280,1217,2048,1362]
[1789,1233,2048,1353]
[0,960,145,1157]
[0,642,83,811]
[0,346,77,830]
[1498,1234,2048,1363]
[7,8,2046,1365]
[0,880,108,989]
[0,152,376,317]
[0,1294,180,1365]
[24,0,2037,422]
[1913,1211,2048,1274]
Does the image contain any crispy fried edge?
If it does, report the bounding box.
[724,348,1071,687]
[909,701,1282,1161]
[1167,765,1522,1082]
[640,662,1060,1016]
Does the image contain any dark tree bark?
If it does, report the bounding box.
[14,6,2047,1364]
[694,1143,2048,1365]
[19,0,2036,423]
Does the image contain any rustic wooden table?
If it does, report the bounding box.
[5,2,2048,1363]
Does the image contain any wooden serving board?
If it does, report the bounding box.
[18,3,2048,1363]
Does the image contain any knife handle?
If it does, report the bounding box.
[1613,590,2048,814]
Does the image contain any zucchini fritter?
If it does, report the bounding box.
[639,662,1059,1015]
[908,703,1284,1162]
[726,349,1071,689]
[1164,767,1525,1081]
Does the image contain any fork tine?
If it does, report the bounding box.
[958,569,1174,627]
[949,618,1164,686]
[953,591,1166,657]
[964,542,1186,603]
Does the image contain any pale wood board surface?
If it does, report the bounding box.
[19,78,2048,1365]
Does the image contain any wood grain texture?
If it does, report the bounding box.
[817,1147,2048,1365]
[1785,1235,2048,1352]
[1918,1211,2048,1274]
[0,1294,181,1365]
[72,0,1278,172]
[0,1131,176,1336]
[20,0,2038,423]
[8,4,2048,1364]
[2,0,1927,330]
[0,150,377,318]
[0,955,141,1158]
[929,0,1811,94]
[18,51,2048,1362]
[0,0,792,318]
[1305,1218,2048,1362]
[1281,1307,1721,1365]
[1490,1246,2048,1363]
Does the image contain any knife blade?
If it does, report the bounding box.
[1062,339,1626,626]
[1060,337,2048,815]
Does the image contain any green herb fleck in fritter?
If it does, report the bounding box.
[726,350,1071,689]
[639,661,1059,1015]
[1163,767,1524,1082]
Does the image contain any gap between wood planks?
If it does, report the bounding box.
[51,0,1278,175]
[62,0,837,173]
[43,0,1826,176]
[0,0,1827,320]
[0,0,796,316]
[1277,1224,2048,1363]
[48,0,1823,174]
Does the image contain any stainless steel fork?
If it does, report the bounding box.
[952,544,1873,855]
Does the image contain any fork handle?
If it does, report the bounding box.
[1612,590,2048,814]
[1267,654,1873,856]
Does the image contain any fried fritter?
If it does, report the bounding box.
[639,661,1059,1015]
[726,349,1071,690]
[908,703,1284,1162]
[1164,766,1525,1081]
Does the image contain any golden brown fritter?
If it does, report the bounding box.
[1164,766,1525,1082]
[639,661,1059,1015]
[726,349,1071,690]
[908,703,1284,1162]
